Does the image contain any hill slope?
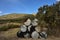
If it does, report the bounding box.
[0,14,30,19]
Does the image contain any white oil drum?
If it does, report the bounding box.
[20,25,27,32]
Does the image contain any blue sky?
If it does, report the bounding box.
[0,0,59,15]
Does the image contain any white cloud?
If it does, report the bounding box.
[56,0,60,1]
[0,11,2,13]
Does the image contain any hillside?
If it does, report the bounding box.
[0,14,31,20]
[0,13,35,31]
[0,13,35,23]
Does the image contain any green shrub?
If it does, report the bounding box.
[0,26,8,31]
[0,24,20,31]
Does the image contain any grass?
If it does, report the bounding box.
[0,14,28,19]
[0,28,60,40]
[0,23,21,31]
[0,14,35,31]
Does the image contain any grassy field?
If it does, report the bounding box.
[0,14,60,40]
[0,28,60,40]
[0,14,29,19]
[0,14,34,31]
[0,22,21,31]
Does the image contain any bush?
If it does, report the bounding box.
[0,23,20,31]
[0,26,8,31]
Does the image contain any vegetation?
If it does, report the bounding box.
[0,14,35,31]
[36,2,60,36]
[0,14,35,23]
[0,1,60,37]
[0,23,20,31]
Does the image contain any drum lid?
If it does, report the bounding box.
[31,31,39,39]
[20,25,27,32]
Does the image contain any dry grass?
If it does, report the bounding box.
[0,28,60,40]
[0,28,19,37]
[0,22,21,26]
[0,14,28,19]
[0,23,21,31]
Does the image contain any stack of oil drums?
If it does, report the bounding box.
[17,18,47,39]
